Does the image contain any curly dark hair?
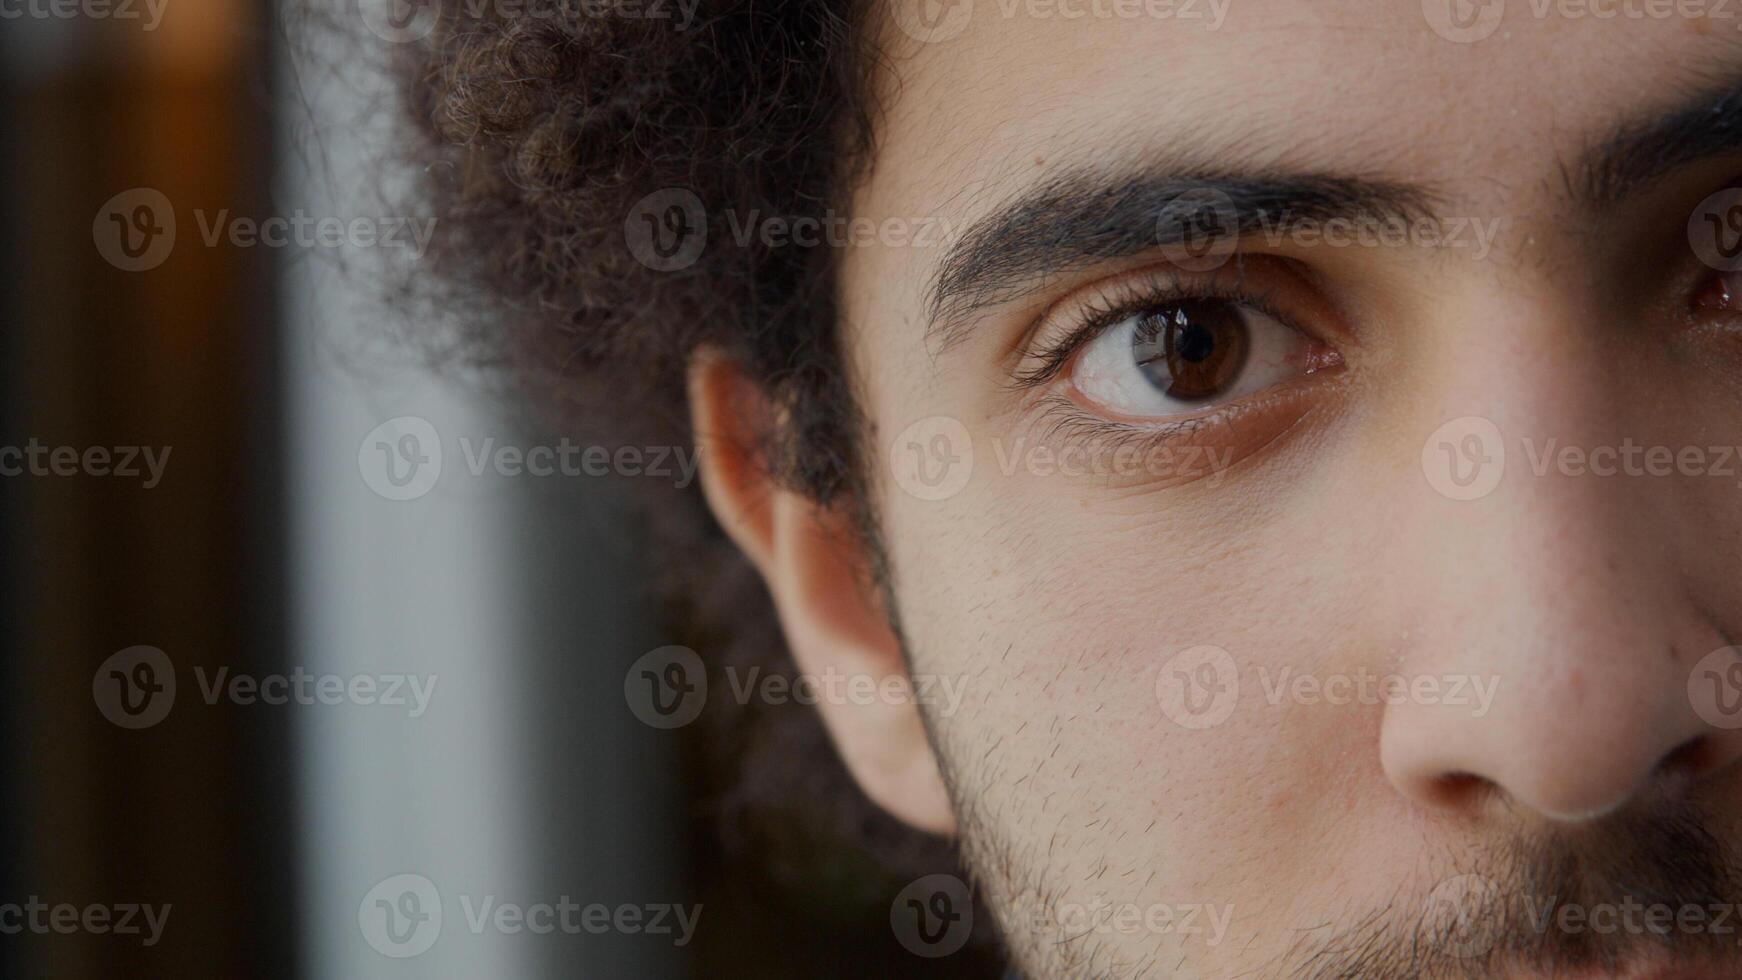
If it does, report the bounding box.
[389,0,981,928]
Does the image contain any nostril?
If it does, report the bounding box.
[1423,770,1499,811]
[1660,736,1711,778]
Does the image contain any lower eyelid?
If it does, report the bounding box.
[1058,378,1302,434]
[1018,368,1350,488]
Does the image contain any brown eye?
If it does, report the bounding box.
[1069,288,1331,421]
[1132,300,1251,402]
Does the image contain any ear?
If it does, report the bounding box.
[687,352,955,835]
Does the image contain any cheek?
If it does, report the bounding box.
[877,468,1400,900]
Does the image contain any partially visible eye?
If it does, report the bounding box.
[1694,269,1742,313]
[1071,298,1335,420]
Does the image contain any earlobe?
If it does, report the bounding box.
[688,353,957,835]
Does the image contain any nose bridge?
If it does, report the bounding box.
[1407,291,1665,662]
[1377,298,1737,821]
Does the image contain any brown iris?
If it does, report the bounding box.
[1132,300,1250,402]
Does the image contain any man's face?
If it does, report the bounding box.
[837,2,1742,976]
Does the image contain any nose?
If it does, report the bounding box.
[1381,627,1735,822]
[1376,306,1742,822]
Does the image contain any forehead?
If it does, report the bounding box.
[868,2,1731,186]
[843,2,1742,338]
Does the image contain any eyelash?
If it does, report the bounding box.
[1011,262,1297,393]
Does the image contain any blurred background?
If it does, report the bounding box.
[0,0,1006,976]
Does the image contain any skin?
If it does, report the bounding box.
[693,2,1742,976]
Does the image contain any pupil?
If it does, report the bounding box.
[1130,300,1250,403]
[1176,322,1215,363]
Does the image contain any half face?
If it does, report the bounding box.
[835,3,1742,977]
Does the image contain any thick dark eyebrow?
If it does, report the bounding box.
[924,75,1742,352]
[923,170,1439,351]
[1579,76,1742,206]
